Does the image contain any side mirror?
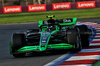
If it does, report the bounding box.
[38,21,43,27]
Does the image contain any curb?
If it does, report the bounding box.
[45,22,100,66]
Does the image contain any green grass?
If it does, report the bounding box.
[92,60,100,66]
[0,8,100,24]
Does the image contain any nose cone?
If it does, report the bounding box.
[39,32,51,51]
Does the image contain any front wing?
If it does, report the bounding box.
[11,43,74,54]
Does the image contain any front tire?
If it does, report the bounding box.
[11,33,26,57]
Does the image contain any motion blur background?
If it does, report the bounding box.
[0,0,99,7]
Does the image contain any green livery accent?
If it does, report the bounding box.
[38,21,43,27]
[39,30,58,51]
[73,18,77,22]
[17,43,74,52]
[38,18,77,26]
[37,18,77,51]
[17,29,74,52]
[39,32,51,51]
[47,43,74,49]
[18,46,40,52]
[10,41,12,53]
[11,16,79,54]
[60,18,77,26]
[39,21,43,25]
[41,26,48,32]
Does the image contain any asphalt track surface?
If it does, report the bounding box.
[0,18,100,66]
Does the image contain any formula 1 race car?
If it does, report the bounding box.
[10,15,92,57]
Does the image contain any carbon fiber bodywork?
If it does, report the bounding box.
[10,16,92,56]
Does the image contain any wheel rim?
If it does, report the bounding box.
[76,35,82,49]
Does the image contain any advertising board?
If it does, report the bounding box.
[3,6,22,13]
[77,1,95,8]
[52,2,71,10]
[28,4,46,12]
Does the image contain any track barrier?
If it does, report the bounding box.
[0,1,100,14]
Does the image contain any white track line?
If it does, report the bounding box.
[59,64,92,66]
[80,48,100,53]
[95,36,100,37]
[95,28,100,29]
[66,55,100,61]
[90,43,100,46]
[44,53,70,66]
[93,39,100,41]
[96,33,100,34]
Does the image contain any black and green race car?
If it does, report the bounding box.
[10,15,92,57]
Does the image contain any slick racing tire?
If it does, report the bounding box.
[75,25,90,48]
[12,33,26,57]
[67,28,82,51]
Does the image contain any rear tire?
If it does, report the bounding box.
[12,33,26,57]
[75,25,90,48]
[67,28,82,51]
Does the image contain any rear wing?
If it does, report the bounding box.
[38,18,77,27]
[59,18,77,26]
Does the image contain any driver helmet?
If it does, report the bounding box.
[47,25,55,31]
